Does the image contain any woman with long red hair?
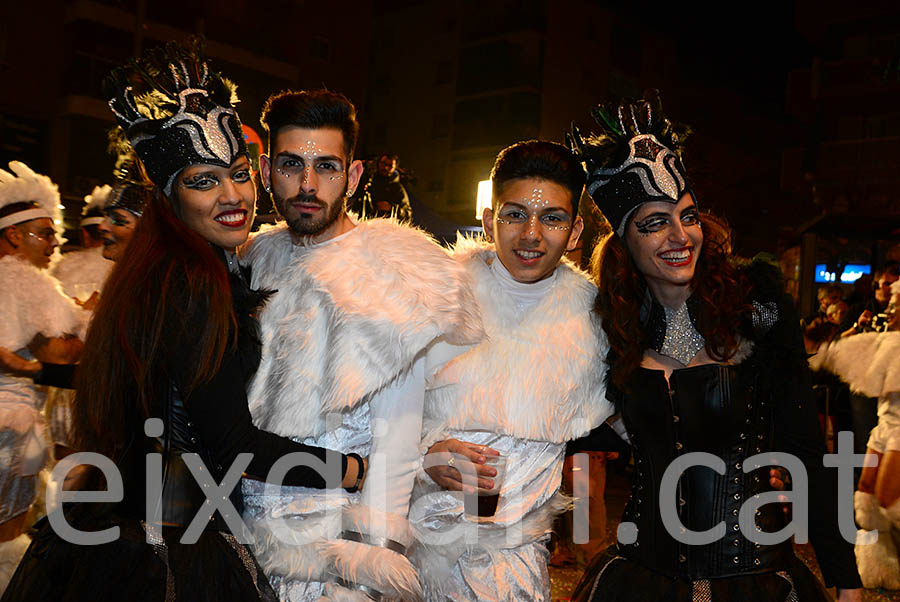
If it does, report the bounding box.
[569,92,861,601]
[2,41,365,602]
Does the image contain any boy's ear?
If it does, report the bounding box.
[482,207,495,242]
[566,216,584,251]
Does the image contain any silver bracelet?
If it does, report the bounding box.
[340,529,408,556]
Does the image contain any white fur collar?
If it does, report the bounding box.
[50,246,113,300]
[243,219,483,439]
[810,332,900,398]
[0,255,85,350]
[424,237,613,443]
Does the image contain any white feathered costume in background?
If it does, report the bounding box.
[239,218,483,602]
[0,162,85,593]
[810,322,900,590]
[410,238,613,601]
[46,185,114,449]
[51,185,114,302]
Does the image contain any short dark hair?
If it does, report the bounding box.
[260,89,360,162]
[490,140,585,215]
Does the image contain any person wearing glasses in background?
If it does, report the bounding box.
[0,161,86,589]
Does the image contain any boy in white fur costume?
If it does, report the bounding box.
[811,279,900,590]
[411,141,615,601]
[0,162,85,589]
[238,90,482,601]
[50,184,114,302]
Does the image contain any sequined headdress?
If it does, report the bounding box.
[568,90,693,236]
[0,161,61,230]
[103,127,153,217]
[104,38,247,196]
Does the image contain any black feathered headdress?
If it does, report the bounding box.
[568,90,693,235]
[104,38,247,196]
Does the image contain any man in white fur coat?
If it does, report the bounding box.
[0,162,85,589]
[811,279,900,590]
[410,141,615,601]
[238,90,482,601]
[50,184,114,303]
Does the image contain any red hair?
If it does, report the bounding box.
[592,212,754,390]
[73,189,236,457]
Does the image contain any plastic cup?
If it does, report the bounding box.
[463,455,507,520]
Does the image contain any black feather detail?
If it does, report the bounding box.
[581,89,692,165]
[229,268,273,381]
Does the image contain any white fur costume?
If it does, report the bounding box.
[239,219,482,601]
[51,246,113,302]
[0,255,84,531]
[47,246,112,447]
[410,238,614,601]
[811,332,900,452]
[811,331,900,589]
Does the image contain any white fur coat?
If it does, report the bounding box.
[50,246,113,301]
[0,255,85,350]
[810,332,900,398]
[423,238,613,444]
[242,218,483,439]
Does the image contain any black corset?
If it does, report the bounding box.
[618,363,793,580]
[118,383,242,531]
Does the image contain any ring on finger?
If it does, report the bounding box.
[447,456,455,467]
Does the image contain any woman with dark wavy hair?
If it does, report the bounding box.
[1,42,365,602]
[568,92,861,601]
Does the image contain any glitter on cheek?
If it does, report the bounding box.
[275,167,292,178]
[544,224,571,231]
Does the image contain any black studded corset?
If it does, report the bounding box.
[117,382,242,531]
[618,363,794,580]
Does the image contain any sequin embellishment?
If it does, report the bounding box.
[659,302,706,365]
[495,188,571,231]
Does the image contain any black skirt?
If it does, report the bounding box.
[2,508,277,602]
[571,545,832,602]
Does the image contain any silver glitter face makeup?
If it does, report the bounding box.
[543,222,571,232]
[633,206,700,236]
[274,139,345,183]
[526,187,548,210]
[495,186,572,232]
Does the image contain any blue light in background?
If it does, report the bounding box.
[814,264,871,284]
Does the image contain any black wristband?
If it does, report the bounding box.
[33,362,77,388]
[344,452,365,493]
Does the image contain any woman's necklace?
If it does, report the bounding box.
[659,303,706,365]
[644,292,706,366]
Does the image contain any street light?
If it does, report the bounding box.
[475,179,491,220]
